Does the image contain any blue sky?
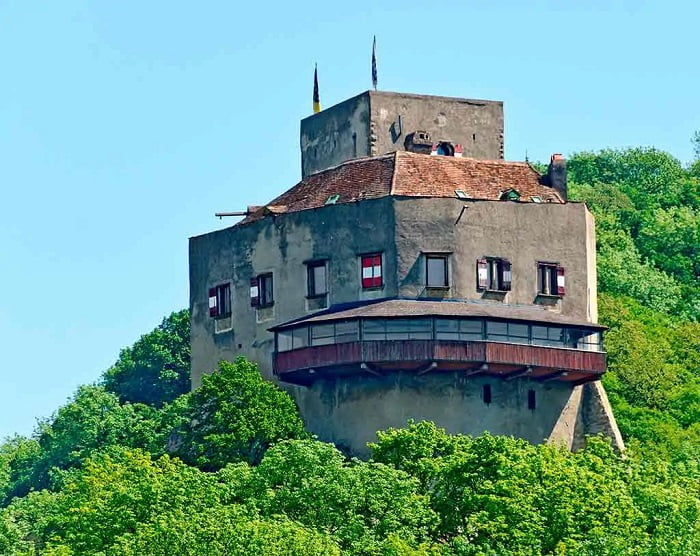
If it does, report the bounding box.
[1,1,698,440]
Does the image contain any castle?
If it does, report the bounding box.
[189,89,624,455]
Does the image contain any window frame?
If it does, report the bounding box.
[208,283,231,318]
[306,260,328,298]
[537,262,565,296]
[257,273,274,308]
[360,253,383,289]
[477,257,512,292]
[425,254,450,288]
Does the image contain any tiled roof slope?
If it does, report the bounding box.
[270,299,605,330]
[239,151,562,225]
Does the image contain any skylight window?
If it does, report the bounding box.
[530,195,542,203]
[455,190,469,199]
[325,194,340,205]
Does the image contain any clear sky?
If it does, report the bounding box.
[1,1,698,440]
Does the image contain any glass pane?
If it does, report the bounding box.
[532,326,548,340]
[313,265,327,294]
[460,319,483,341]
[507,323,529,344]
[277,331,293,352]
[335,320,359,343]
[407,319,432,340]
[427,257,446,287]
[363,320,385,341]
[486,321,508,342]
[435,319,459,340]
[292,327,309,349]
[311,324,334,346]
[548,327,564,344]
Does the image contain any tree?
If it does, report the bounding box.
[103,310,190,407]
[170,358,308,469]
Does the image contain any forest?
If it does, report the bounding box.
[1,143,699,555]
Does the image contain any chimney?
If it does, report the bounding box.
[547,153,567,201]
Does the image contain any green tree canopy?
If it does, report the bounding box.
[102,310,190,407]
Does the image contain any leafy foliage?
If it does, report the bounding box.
[103,310,190,407]
[169,358,308,469]
[2,143,700,553]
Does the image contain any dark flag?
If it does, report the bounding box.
[313,64,321,113]
[371,36,378,90]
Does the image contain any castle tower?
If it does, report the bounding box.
[189,90,624,456]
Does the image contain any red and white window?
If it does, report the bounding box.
[208,283,231,317]
[537,263,565,296]
[361,254,383,289]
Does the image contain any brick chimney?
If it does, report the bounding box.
[546,153,567,201]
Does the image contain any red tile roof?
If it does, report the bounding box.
[239,151,562,225]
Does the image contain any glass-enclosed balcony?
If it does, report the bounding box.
[272,308,606,386]
[277,318,603,353]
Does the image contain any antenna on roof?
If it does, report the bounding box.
[525,149,529,163]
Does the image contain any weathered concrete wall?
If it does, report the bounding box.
[190,197,397,387]
[300,92,371,178]
[296,373,579,457]
[369,91,503,161]
[300,91,504,178]
[394,198,595,322]
[190,196,622,456]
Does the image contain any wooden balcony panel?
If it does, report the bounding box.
[485,342,605,372]
[274,340,606,377]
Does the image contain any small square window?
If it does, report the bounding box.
[426,254,449,288]
[476,258,511,291]
[208,283,231,318]
[251,273,274,307]
[528,389,537,410]
[361,254,383,289]
[307,261,328,297]
[538,263,565,296]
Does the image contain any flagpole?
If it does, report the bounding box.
[371,36,378,91]
[313,64,321,113]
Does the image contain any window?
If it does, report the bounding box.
[538,263,565,296]
[361,254,383,289]
[483,384,492,405]
[208,283,231,318]
[435,319,484,341]
[426,254,449,287]
[362,319,432,341]
[527,389,537,410]
[307,261,328,297]
[250,273,274,307]
[477,258,511,291]
[531,325,565,348]
[485,321,529,344]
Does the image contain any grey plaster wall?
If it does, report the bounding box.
[296,373,581,457]
[300,91,504,178]
[369,91,503,161]
[189,196,621,456]
[300,92,371,178]
[394,198,595,322]
[190,197,397,388]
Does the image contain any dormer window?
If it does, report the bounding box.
[500,188,521,201]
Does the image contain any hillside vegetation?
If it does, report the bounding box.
[1,145,699,554]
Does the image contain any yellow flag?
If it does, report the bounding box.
[313,64,321,113]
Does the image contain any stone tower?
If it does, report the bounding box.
[189,90,624,456]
